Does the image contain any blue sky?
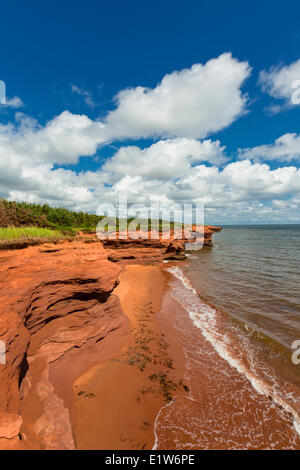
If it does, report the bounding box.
[0,0,300,223]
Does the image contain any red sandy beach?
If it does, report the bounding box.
[70,265,300,450]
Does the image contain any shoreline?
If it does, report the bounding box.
[0,230,220,450]
[3,228,299,449]
[158,265,300,449]
[52,261,300,449]
[69,264,189,450]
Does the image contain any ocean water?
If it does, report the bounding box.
[155,225,300,450]
[186,225,300,352]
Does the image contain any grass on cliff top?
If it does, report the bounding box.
[0,199,187,237]
[0,198,101,231]
[0,226,63,240]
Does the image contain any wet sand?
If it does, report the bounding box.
[155,267,300,450]
[71,265,189,450]
[60,264,300,450]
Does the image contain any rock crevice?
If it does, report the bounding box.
[0,239,127,449]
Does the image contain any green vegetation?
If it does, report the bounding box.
[0,199,102,234]
[0,227,63,240]
[0,198,186,241]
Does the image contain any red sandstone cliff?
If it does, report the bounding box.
[0,239,128,449]
[102,225,221,263]
[0,226,221,449]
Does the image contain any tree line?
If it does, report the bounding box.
[0,199,102,232]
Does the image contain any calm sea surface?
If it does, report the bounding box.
[185,225,300,352]
[155,225,300,449]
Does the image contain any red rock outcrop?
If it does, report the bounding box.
[102,225,221,264]
[0,239,129,449]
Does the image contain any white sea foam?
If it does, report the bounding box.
[165,266,300,437]
[152,400,173,450]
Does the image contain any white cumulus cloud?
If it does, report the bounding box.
[259,58,300,107]
[239,133,300,163]
[0,96,24,109]
[103,138,227,182]
[104,53,251,139]
[0,111,106,167]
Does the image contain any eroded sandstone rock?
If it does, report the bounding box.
[0,239,128,449]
